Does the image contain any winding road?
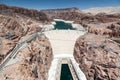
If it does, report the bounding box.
[0,32,39,71]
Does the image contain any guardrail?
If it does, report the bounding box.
[108,39,120,46]
[0,32,42,71]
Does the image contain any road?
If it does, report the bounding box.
[0,32,40,71]
[0,25,119,80]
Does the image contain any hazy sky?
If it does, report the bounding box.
[0,0,120,10]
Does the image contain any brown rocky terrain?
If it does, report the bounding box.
[42,8,120,43]
[42,8,120,39]
[41,8,120,24]
[0,37,16,63]
[83,7,120,15]
[87,22,120,39]
[0,4,50,22]
[41,7,80,19]
[107,22,120,38]
[0,14,40,63]
[74,33,120,80]
[0,4,51,63]
[0,34,53,80]
[0,4,120,80]
[88,23,112,37]
[41,8,93,24]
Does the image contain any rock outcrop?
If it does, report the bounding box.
[0,15,24,40]
[74,33,120,80]
[41,7,120,24]
[0,4,51,62]
[0,34,53,80]
[0,4,49,22]
[83,7,120,15]
[0,5,53,80]
[88,23,112,37]
[0,14,43,38]
[0,14,41,63]
[88,22,120,38]
[107,23,120,38]
[42,8,93,24]
[95,13,120,23]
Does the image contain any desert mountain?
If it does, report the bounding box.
[0,4,51,63]
[41,7,120,24]
[74,33,120,80]
[83,7,120,14]
[0,4,53,80]
[0,4,120,80]
[0,4,50,22]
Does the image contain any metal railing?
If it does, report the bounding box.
[0,32,43,71]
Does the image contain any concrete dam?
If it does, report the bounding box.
[43,19,87,80]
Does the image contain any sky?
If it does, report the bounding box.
[0,0,120,10]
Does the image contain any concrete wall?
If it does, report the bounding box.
[44,30,85,55]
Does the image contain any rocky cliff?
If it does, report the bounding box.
[74,33,120,80]
[107,23,120,38]
[41,8,92,24]
[0,5,53,80]
[88,22,120,38]
[0,34,53,80]
[0,14,42,63]
[41,7,120,24]
[0,4,51,63]
[83,7,120,15]
[41,7,80,19]
[0,4,49,22]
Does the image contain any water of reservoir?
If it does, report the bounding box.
[54,21,76,30]
[60,64,73,80]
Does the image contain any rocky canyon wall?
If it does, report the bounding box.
[0,34,53,80]
[0,14,42,63]
[88,22,120,38]
[0,4,50,22]
[74,33,120,80]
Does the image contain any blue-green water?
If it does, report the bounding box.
[54,21,76,30]
[60,64,73,80]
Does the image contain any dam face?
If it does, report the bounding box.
[44,30,85,55]
[44,20,85,55]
